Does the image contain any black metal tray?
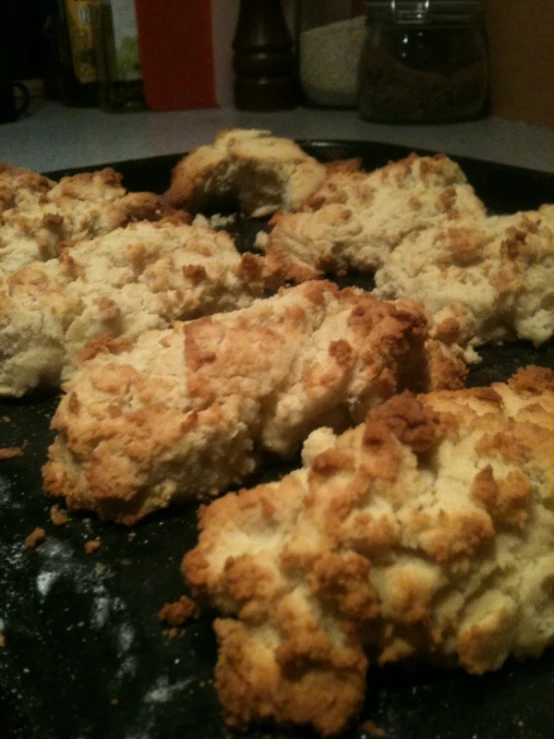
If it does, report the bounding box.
[1,141,554,739]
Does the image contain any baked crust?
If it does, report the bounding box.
[0,218,267,396]
[259,153,486,279]
[163,128,327,217]
[0,162,55,212]
[0,166,162,272]
[374,206,554,357]
[183,366,554,736]
[42,281,466,524]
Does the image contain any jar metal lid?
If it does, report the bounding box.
[364,0,483,22]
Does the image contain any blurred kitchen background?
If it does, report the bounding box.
[3,0,553,125]
[1,1,553,176]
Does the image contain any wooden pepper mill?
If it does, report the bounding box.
[233,0,297,111]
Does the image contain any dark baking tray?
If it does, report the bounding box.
[1,141,554,739]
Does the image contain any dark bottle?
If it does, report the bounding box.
[41,0,63,101]
[53,0,99,107]
[233,0,297,111]
[94,0,145,112]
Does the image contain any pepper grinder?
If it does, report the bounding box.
[233,0,297,111]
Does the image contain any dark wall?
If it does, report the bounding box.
[3,0,54,80]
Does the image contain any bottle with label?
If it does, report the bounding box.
[55,0,100,106]
[94,0,145,111]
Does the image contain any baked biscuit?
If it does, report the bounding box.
[183,366,554,736]
[0,167,161,272]
[0,217,267,396]
[0,162,55,212]
[163,128,327,217]
[259,153,486,280]
[46,167,128,202]
[374,206,554,358]
[42,281,466,524]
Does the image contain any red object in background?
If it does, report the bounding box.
[134,0,216,111]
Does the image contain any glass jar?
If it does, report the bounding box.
[298,0,366,108]
[359,0,489,122]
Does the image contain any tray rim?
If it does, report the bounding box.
[43,138,554,183]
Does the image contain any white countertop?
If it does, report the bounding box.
[1,100,554,175]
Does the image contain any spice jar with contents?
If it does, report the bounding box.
[359,0,489,122]
[298,0,366,108]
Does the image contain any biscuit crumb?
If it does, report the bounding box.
[127,531,136,541]
[110,698,119,706]
[158,595,199,627]
[0,446,23,460]
[49,504,69,526]
[84,539,101,554]
[2,416,11,422]
[25,527,45,548]
[361,720,386,737]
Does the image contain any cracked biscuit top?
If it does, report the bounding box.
[163,128,327,217]
[259,153,486,281]
[0,162,55,212]
[43,281,466,524]
[0,166,162,272]
[183,365,554,736]
[0,217,267,397]
[374,205,554,358]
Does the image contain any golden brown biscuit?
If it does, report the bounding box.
[0,217,267,396]
[0,162,55,212]
[374,206,554,358]
[42,281,466,524]
[183,366,554,736]
[259,153,486,280]
[0,166,161,272]
[47,167,127,202]
[163,128,327,217]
